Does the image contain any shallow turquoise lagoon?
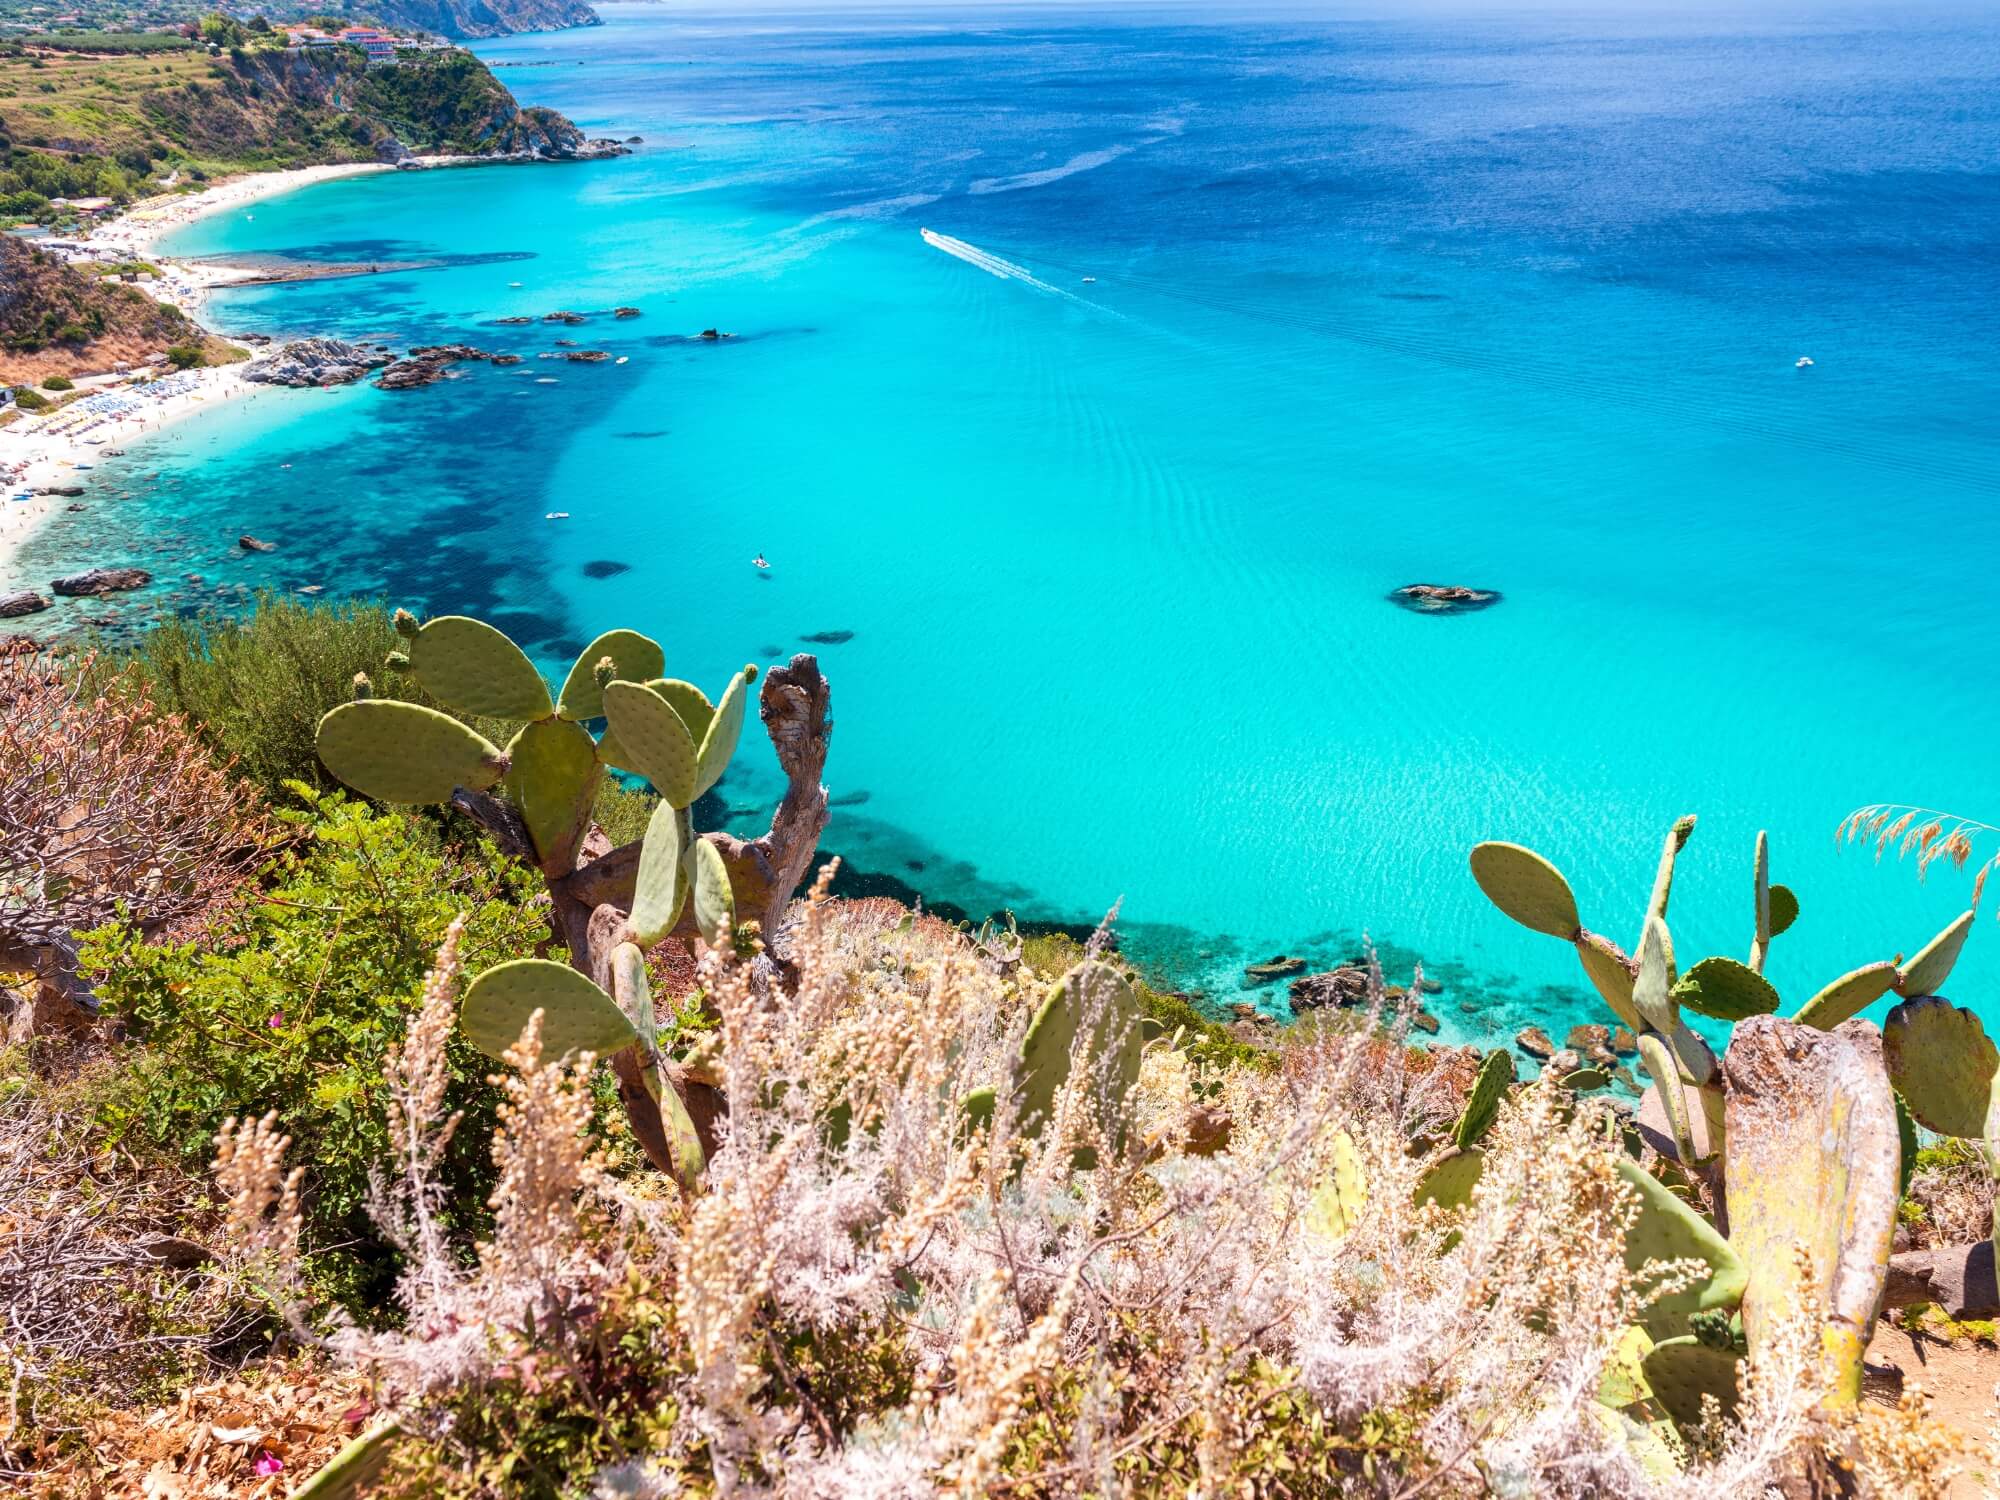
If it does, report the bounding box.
[16,3,1998,1042]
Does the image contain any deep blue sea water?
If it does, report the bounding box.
[13,2,1998,1044]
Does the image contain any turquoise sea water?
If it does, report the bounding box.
[13,3,1999,1044]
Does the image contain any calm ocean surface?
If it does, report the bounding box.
[17,2,1999,1042]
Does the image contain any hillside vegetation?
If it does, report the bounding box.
[0,30,597,224]
[0,234,240,380]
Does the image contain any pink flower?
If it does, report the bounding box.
[253,1452,284,1476]
[267,1012,284,1029]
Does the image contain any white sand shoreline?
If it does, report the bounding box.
[0,165,386,589]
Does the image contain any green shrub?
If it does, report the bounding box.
[79,784,548,1304]
[165,343,205,369]
[10,386,50,411]
[40,374,73,391]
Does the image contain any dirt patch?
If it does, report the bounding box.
[1865,1320,2000,1496]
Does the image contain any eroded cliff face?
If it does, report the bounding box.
[0,238,202,381]
[367,0,601,41]
[138,49,611,165]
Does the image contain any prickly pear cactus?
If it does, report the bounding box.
[556,628,665,722]
[1303,1129,1368,1243]
[1721,1015,1900,1408]
[1017,961,1143,1147]
[316,700,507,805]
[293,1418,404,1499]
[1468,842,1581,938]
[1792,962,1900,1031]
[1882,996,1998,1140]
[460,958,641,1061]
[1453,1049,1515,1148]
[1641,1335,1742,1426]
[404,614,552,720]
[1671,956,1779,1023]
[629,799,690,948]
[1614,1158,1746,1338]
[1416,1145,1484,1210]
[1895,911,1974,998]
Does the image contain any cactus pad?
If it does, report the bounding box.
[1453,1049,1514,1148]
[557,629,665,722]
[1769,883,1799,937]
[1671,956,1780,1022]
[1636,1032,1699,1165]
[316,701,505,805]
[1636,1078,1725,1165]
[292,1418,403,1500]
[691,836,734,941]
[1576,931,1643,1032]
[1468,843,1581,938]
[693,667,755,801]
[647,678,716,745]
[1882,996,1998,1140]
[1303,1129,1368,1243]
[1632,917,1677,1036]
[1641,1336,1741,1426]
[1615,1158,1746,1337]
[1561,1066,1610,1091]
[1416,1145,1484,1209]
[1722,1016,1901,1407]
[407,615,553,721]
[1751,830,1771,970]
[1792,962,1899,1030]
[461,959,640,1062]
[1895,911,1974,998]
[602,681,698,808]
[629,798,688,948]
[503,718,599,873]
[1018,962,1142,1142]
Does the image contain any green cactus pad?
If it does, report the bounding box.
[503,718,599,873]
[1303,1129,1368,1243]
[1632,917,1677,1036]
[1452,1049,1514,1148]
[602,681,698,808]
[556,629,665,722]
[1792,962,1899,1030]
[1585,1399,1683,1483]
[1643,816,1697,935]
[461,959,640,1062]
[1894,1091,1918,1200]
[1597,1325,1656,1410]
[1576,931,1643,1033]
[1416,1145,1484,1210]
[691,836,735,941]
[1615,1158,1746,1338]
[608,941,659,1050]
[1882,996,1998,1140]
[629,798,689,948]
[961,1086,997,1133]
[1768,884,1799,937]
[1468,843,1581,938]
[1895,910,1974,998]
[1670,956,1780,1022]
[1641,1336,1741,1426]
[316,701,505,805]
[1636,1032,1699,1165]
[408,615,552,720]
[1637,1078,1725,1165]
[647,678,716,745]
[1723,1016,1901,1407]
[1752,831,1770,965]
[1018,962,1142,1142]
[693,667,754,801]
[1561,1067,1610,1092]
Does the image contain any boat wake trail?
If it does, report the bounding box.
[920,228,1079,301]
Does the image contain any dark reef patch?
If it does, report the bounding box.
[801,629,855,645]
[1388,583,1502,615]
[582,560,631,579]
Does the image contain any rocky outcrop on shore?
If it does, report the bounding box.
[243,339,396,388]
[1,591,52,618]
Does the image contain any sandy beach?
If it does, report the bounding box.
[0,165,384,584]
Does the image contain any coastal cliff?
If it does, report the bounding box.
[363,0,601,41]
[0,237,214,382]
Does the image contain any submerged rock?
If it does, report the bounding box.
[613,305,641,318]
[52,566,150,597]
[542,310,588,325]
[801,629,855,645]
[238,534,276,553]
[1244,954,1307,985]
[492,354,524,366]
[1390,583,1501,615]
[0,590,51,617]
[1289,965,1371,1010]
[243,337,393,388]
[582,559,630,579]
[564,350,610,363]
[1515,1025,1555,1059]
[376,346,495,390]
[493,316,535,325]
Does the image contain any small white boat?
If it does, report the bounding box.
[509,281,523,288]
[1082,276,1096,283]
[546,511,569,519]
[1796,356,1814,368]
[615,356,629,365]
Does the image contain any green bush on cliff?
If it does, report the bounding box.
[79,784,547,1301]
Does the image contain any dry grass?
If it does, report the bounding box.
[1840,804,2000,919]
